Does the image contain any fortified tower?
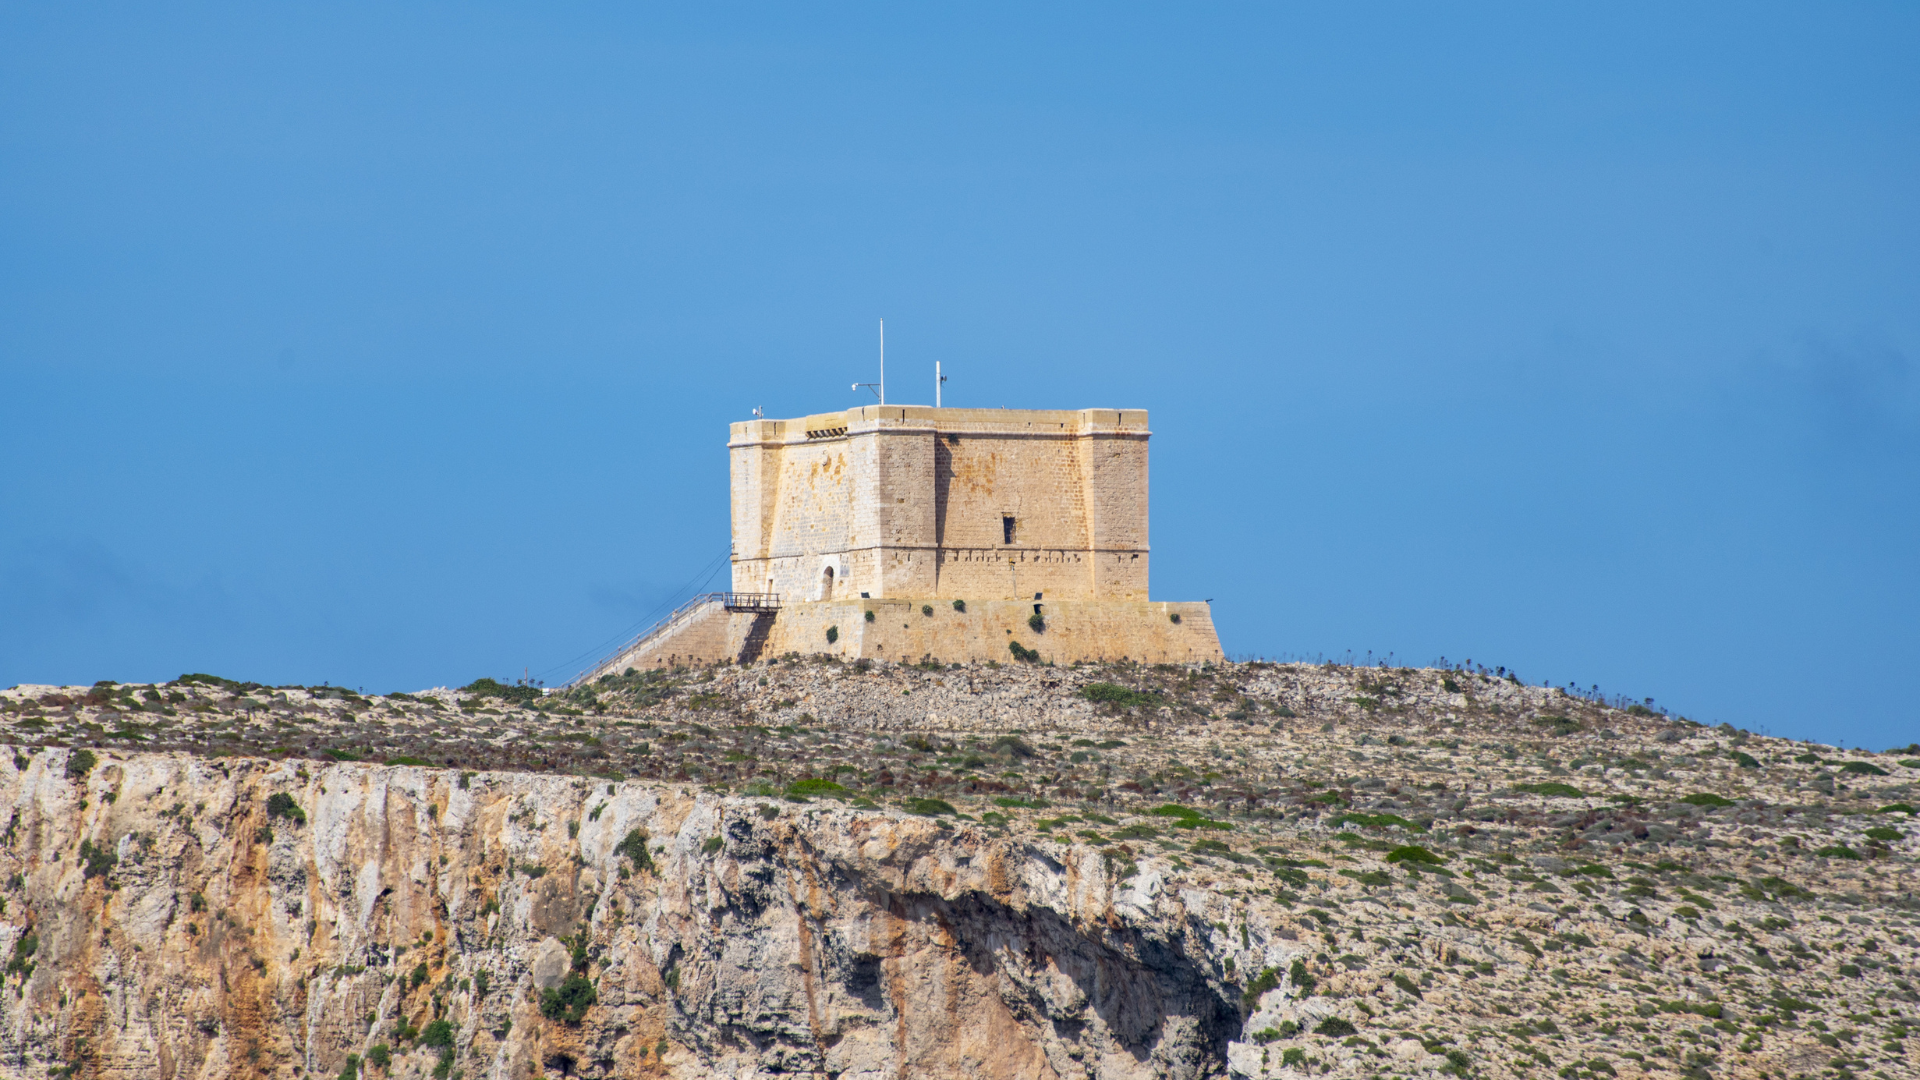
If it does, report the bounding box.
[730,406,1150,603]
[571,406,1221,679]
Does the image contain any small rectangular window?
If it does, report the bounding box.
[1002,516,1016,544]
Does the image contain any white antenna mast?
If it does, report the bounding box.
[879,318,886,406]
[936,360,945,407]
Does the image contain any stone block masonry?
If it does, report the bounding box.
[759,597,1221,665]
[729,406,1151,602]
[578,404,1221,680]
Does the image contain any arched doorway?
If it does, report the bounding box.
[821,565,835,601]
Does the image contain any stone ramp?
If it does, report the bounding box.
[569,595,733,685]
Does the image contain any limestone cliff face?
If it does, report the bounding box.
[0,749,1253,1080]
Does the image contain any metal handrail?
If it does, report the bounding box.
[718,591,781,612]
[564,591,783,687]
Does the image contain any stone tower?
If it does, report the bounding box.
[571,406,1221,679]
[729,406,1150,603]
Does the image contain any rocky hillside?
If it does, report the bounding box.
[0,659,1916,1080]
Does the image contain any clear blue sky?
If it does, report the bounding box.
[3,5,1915,749]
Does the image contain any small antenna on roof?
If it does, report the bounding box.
[854,319,887,402]
[936,360,945,408]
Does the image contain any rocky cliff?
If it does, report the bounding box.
[1,660,1917,1080]
[0,750,1255,1080]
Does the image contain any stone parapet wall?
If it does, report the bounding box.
[765,599,1221,665]
[587,600,1222,669]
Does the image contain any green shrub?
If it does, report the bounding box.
[1313,1017,1356,1037]
[7,931,38,977]
[786,778,846,800]
[952,599,967,612]
[65,749,97,781]
[1658,1000,1723,1019]
[1864,826,1903,842]
[1532,716,1581,736]
[1008,641,1039,662]
[1149,804,1232,830]
[863,610,875,623]
[384,756,431,767]
[419,1019,454,1048]
[904,797,958,817]
[1079,683,1161,709]
[473,969,490,999]
[265,793,306,824]
[1392,973,1421,998]
[77,839,116,880]
[1169,612,1182,624]
[173,672,244,690]
[539,973,597,1022]
[1840,761,1889,776]
[825,625,838,644]
[460,677,542,708]
[1330,811,1424,833]
[1281,1048,1306,1066]
[410,963,429,988]
[1731,751,1761,769]
[1385,845,1444,865]
[1514,781,1584,798]
[1815,844,1861,860]
[365,1044,391,1070]
[1028,612,1046,633]
[338,1053,361,1080]
[1289,958,1316,995]
[700,836,723,855]
[1680,793,1735,807]
[989,735,1036,758]
[1243,966,1281,1007]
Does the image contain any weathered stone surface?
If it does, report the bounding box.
[2,661,1917,1078]
[0,752,1247,1080]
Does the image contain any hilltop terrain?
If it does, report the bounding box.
[0,659,1914,1080]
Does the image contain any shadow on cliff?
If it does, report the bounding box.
[675,818,1244,1077]
[925,887,1238,1068]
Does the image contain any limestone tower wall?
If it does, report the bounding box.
[728,406,1150,602]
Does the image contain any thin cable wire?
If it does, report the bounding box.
[533,549,731,682]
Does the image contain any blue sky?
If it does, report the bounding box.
[3,4,1915,749]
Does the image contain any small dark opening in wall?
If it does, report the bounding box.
[1002,516,1016,544]
[1033,604,1043,615]
[1034,592,1042,600]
